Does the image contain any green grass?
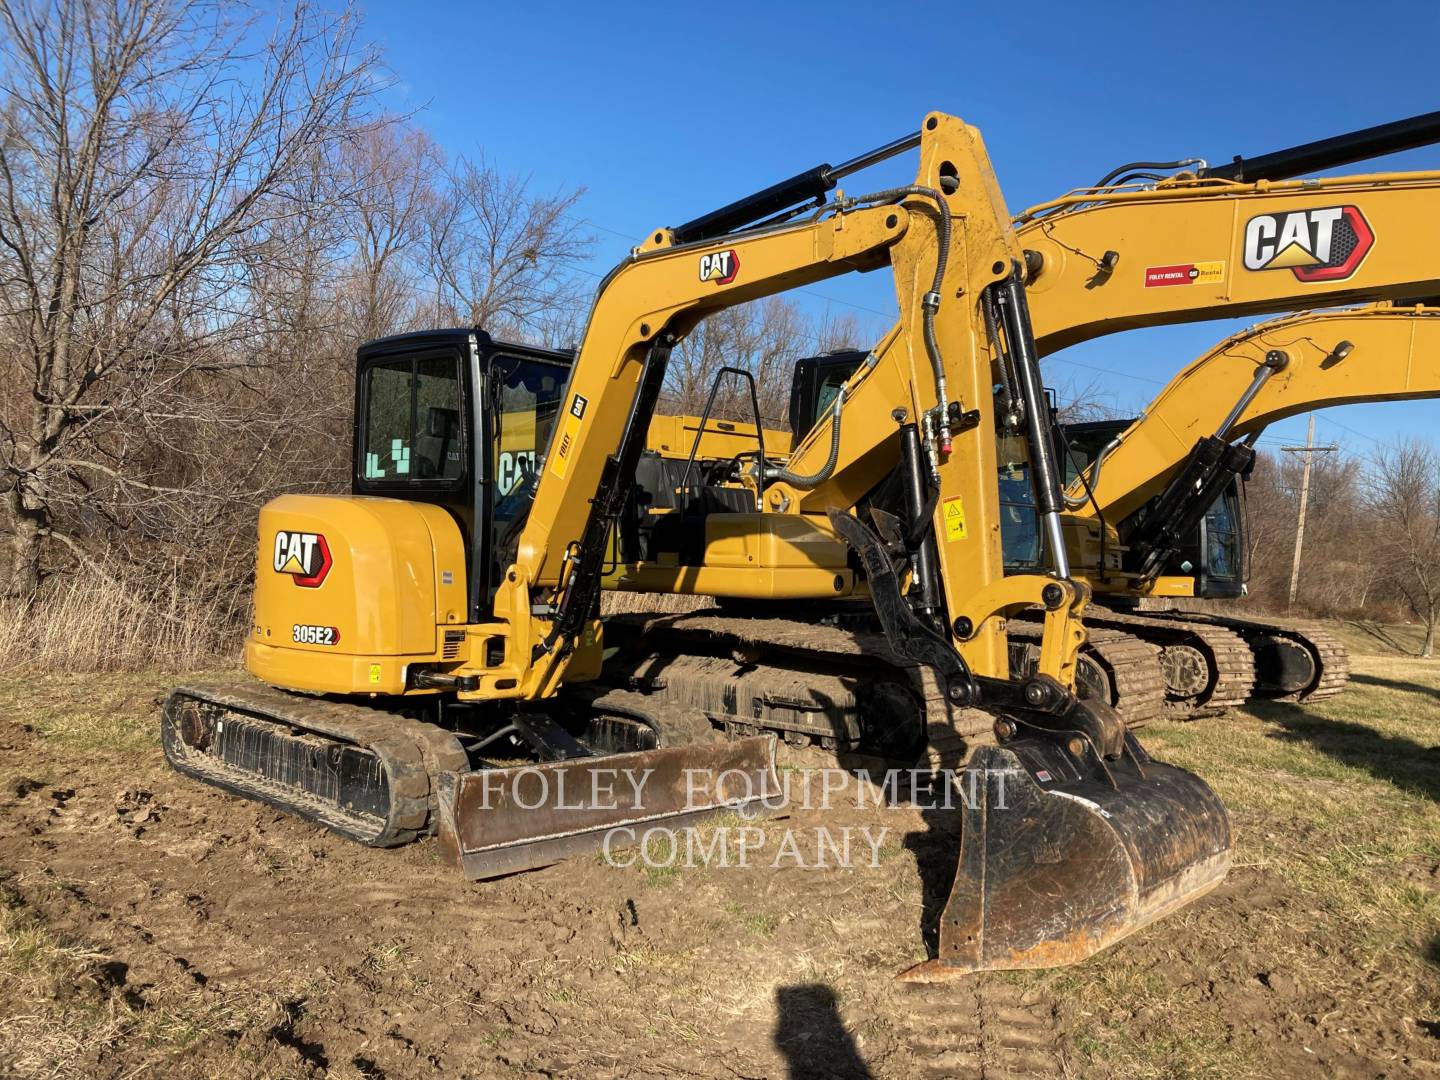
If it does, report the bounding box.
[1048,649,1440,1076]
[0,670,235,754]
[723,901,781,938]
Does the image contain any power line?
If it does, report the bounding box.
[1044,356,1167,385]
[1316,413,1380,444]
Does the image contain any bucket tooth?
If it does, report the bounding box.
[901,738,1232,981]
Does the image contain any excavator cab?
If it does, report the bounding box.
[352,330,573,620]
[1059,417,1248,598]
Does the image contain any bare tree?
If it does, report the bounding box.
[426,156,591,339]
[0,0,387,597]
[1367,439,1440,656]
[1054,376,1119,424]
[665,297,839,430]
[338,123,445,341]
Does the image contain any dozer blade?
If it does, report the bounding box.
[435,736,781,879]
[901,736,1232,980]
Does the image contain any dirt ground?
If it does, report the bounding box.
[3,638,1440,1078]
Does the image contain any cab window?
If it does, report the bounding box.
[491,355,566,579]
[361,352,464,483]
[997,433,1042,570]
[811,365,852,428]
[1204,495,1241,581]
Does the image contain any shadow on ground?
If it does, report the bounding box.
[1253,698,1440,801]
[1349,672,1440,702]
[774,984,874,1079]
[902,799,962,960]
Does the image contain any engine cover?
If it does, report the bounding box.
[246,494,467,694]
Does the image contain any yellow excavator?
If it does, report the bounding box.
[671,302,1440,725]
[1035,303,1440,719]
[617,111,1440,728]
[165,112,1235,978]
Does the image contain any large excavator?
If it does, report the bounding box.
[615,111,1440,728]
[1035,303,1440,720]
[714,302,1440,725]
[165,113,1234,977]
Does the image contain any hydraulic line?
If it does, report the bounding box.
[1091,158,1207,190]
[983,285,1021,431]
[765,352,876,488]
[1063,434,1120,509]
[847,185,953,467]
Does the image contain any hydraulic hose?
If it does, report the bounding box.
[768,184,952,489]
[984,287,1021,431]
[848,185,953,462]
[765,352,877,488]
[1063,434,1120,509]
[1091,158,1206,190]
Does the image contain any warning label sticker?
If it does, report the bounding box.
[943,497,967,541]
[1143,260,1226,288]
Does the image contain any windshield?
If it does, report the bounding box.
[1204,492,1241,582]
[491,355,566,582]
[997,433,1042,570]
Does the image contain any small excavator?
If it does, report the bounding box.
[165,112,1234,978]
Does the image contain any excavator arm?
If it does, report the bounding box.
[479,114,1233,977]
[488,112,1069,702]
[1067,302,1440,544]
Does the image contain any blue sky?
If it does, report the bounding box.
[364,1,1440,456]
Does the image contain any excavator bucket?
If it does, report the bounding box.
[901,734,1232,980]
[435,736,782,879]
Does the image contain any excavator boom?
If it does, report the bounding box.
[1072,304,1440,523]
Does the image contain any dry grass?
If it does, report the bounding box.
[0,575,704,676]
[0,568,243,675]
[0,880,302,1080]
[600,591,712,616]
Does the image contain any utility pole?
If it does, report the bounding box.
[1282,414,1338,610]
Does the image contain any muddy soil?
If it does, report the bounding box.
[1,670,1438,1078]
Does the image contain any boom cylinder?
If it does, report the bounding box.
[1200,109,1440,182]
[899,421,941,623]
[669,132,921,244]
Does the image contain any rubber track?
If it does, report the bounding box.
[1076,608,1256,719]
[163,682,466,847]
[1007,622,1164,728]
